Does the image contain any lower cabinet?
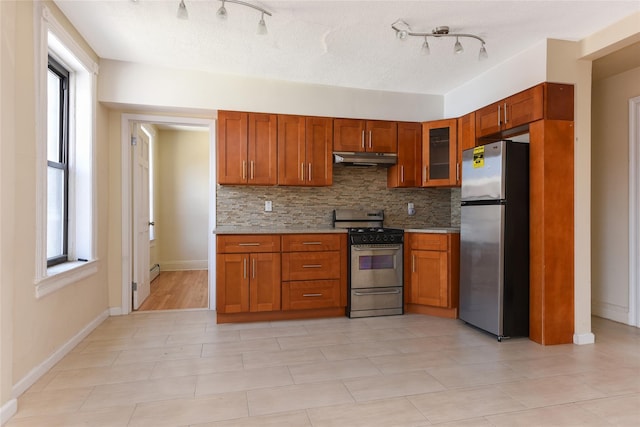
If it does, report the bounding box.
[405,232,460,318]
[216,233,346,322]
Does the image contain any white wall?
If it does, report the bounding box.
[592,66,640,322]
[98,60,444,122]
[156,129,209,270]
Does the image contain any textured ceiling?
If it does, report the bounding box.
[54,0,640,95]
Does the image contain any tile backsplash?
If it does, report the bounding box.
[217,165,455,228]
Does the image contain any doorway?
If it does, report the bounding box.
[120,114,216,315]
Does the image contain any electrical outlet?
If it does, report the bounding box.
[265,201,273,212]
[408,202,416,216]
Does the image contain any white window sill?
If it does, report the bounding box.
[35,259,99,299]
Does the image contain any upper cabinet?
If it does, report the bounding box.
[457,112,476,186]
[388,122,421,188]
[475,83,574,138]
[218,111,277,185]
[333,119,398,153]
[278,115,333,186]
[421,119,458,187]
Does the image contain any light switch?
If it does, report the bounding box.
[265,201,273,212]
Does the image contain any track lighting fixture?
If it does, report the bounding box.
[391,20,488,60]
[176,0,272,35]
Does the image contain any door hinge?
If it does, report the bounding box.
[132,281,138,291]
[131,135,138,146]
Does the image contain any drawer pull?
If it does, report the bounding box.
[302,264,322,268]
[302,242,322,245]
[303,293,323,297]
[354,289,401,296]
[238,243,261,246]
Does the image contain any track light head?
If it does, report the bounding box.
[454,37,464,54]
[479,43,488,60]
[257,13,267,35]
[177,0,188,20]
[216,0,228,20]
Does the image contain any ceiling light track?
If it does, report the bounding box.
[392,20,488,60]
[176,0,273,35]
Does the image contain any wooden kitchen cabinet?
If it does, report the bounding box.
[475,83,574,139]
[405,232,460,318]
[457,112,476,186]
[281,233,346,311]
[277,115,333,186]
[333,119,397,153]
[388,122,421,188]
[217,111,277,185]
[216,235,281,314]
[421,119,458,187]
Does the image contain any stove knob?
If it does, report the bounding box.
[376,235,382,242]
[383,235,388,242]
[389,235,395,242]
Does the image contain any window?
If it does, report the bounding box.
[47,56,70,267]
[34,5,99,297]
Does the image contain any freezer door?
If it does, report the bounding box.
[459,204,505,336]
[461,141,506,201]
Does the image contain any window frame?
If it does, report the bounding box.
[47,55,70,267]
[34,5,99,298]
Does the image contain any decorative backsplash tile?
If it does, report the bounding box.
[450,188,461,227]
[217,166,455,229]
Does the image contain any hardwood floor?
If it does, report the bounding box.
[138,270,208,311]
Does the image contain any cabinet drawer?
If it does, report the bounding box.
[217,234,281,253]
[282,280,341,310]
[409,233,448,251]
[282,251,341,281]
[282,234,342,252]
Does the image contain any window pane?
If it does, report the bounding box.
[47,166,65,259]
[47,70,61,162]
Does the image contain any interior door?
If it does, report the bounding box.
[132,123,151,309]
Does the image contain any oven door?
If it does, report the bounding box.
[350,244,403,289]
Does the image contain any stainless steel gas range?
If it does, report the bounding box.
[333,209,404,318]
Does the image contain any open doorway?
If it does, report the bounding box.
[120,114,216,315]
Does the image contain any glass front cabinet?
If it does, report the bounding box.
[421,119,458,187]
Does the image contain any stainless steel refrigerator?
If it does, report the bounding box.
[459,140,529,341]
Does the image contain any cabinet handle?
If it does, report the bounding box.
[238,243,261,246]
[369,130,372,148]
[302,264,322,268]
[242,161,247,180]
[401,165,405,183]
[250,161,255,179]
[456,163,460,182]
[503,102,508,124]
[301,163,305,181]
[412,254,415,273]
[302,242,322,245]
[308,163,312,181]
[243,258,247,279]
[252,258,256,279]
[303,293,323,297]
[361,130,365,149]
[497,104,501,127]
[354,289,400,296]
[424,165,429,181]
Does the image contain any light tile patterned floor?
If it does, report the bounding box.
[6,313,640,426]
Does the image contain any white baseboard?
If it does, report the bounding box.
[0,399,17,426]
[592,301,629,324]
[11,309,109,399]
[573,332,596,345]
[109,306,124,316]
[160,260,207,271]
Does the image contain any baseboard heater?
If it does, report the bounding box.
[150,264,160,282]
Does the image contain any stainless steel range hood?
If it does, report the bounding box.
[333,151,397,167]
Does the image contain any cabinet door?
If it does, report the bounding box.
[388,122,421,188]
[216,253,250,313]
[410,250,449,307]
[333,118,365,152]
[504,85,543,130]
[305,117,333,186]
[475,102,501,138]
[249,253,281,312]
[248,113,278,185]
[277,115,306,186]
[457,112,476,186]
[217,111,248,184]
[421,119,457,187]
[366,121,397,153]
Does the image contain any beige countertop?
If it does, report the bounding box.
[214,226,459,234]
[213,226,347,235]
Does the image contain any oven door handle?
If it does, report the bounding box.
[351,245,402,251]
[353,289,401,296]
